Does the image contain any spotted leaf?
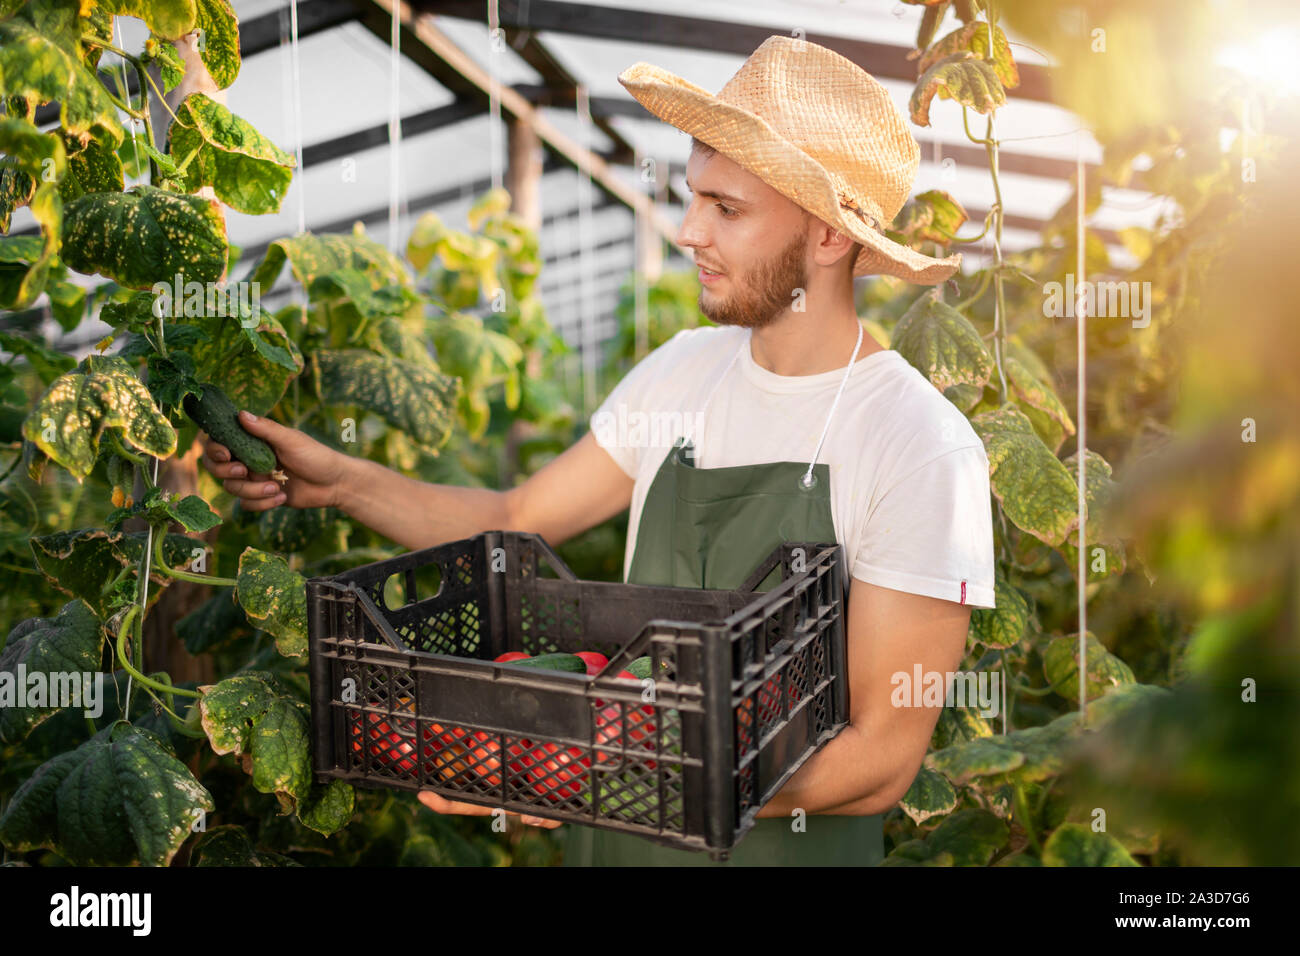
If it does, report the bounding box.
[62,184,228,290]
[311,348,459,452]
[235,548,308,658]
[198,673,311,811]
[0,722,214,866]
[1043,632,1136,702]
[30,529,199,617]
[168,93,295,215]
[910,51,1006,127]
[0,598,103,745]
[971,403,1079,547]
[892,290,993,391]
[22,354,177,481]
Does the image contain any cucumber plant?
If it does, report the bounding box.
[0,0,571,868]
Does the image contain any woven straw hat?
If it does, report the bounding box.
[619,35,962,285]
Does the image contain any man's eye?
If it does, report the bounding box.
[715,203,737,217]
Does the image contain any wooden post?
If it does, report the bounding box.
[501,116,544,495]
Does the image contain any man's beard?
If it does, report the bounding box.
[699,231,808,329]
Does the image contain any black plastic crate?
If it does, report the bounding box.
[305,530,849,860]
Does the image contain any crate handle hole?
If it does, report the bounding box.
[380,563,445,611]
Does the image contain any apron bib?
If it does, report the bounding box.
[562,324,883,866]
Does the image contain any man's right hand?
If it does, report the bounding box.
[199,409,349,513]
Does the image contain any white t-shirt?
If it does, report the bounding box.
[588,324,997,608]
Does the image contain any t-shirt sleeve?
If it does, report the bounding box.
[587,329,689,479]
[852,443,997,608]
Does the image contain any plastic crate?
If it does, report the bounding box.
[305,530,849,860]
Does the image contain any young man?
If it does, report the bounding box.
[201,36,995,866]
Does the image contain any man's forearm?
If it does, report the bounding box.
[754,723,906,819]
[339,455,515,552]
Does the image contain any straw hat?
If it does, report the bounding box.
[618,35,962,285]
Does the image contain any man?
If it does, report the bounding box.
[201,36,995,865]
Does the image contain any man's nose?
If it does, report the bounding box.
[675,196,708,250]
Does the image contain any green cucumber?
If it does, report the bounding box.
[627,656,670,680]
[501,652,587,674]
[183,382,277,475]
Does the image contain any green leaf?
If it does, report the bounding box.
[258,505,341,553]
[0,118,65,309]
[888,189,970,247]
[1043,632,1136,702]
[22,354,177,480]
[145,349,203,409]
[297,778,355,836]
[60,133,124,201]
[970,403,1079,547]
[194,0,240,88]
[147,35,186,93]
[168,492,223,533]
[466,186,512,231]
[0,599,103,745]
[899,766,958,825]
[0,330,77,384]
[1041,822,1140,866]
[882,808,1009,866]
[61,184,228,289]
[182,306,302,415]
[1006,354,1074,453]
[247,228,409,293]
[968,563,1031,649]
[191,824,300,865]
[235,548,308,658]
[926,734,1024,786]
[45,279,87,333]
[168,93,295,215]
[929,703,993,751]
[910,51,1006,127]
[1059,449,1126,581]
[918,21,1019,90]
[102,0,197,40]
[891,291,993,391]
[0,17,124,146]
[30,529,198,617]
[198,673,312,810]
[175,591,252,655]
[0,722,214,866]
[312,348,460,452]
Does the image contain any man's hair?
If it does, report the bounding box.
[690,135,862,277]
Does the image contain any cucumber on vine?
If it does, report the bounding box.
[183,382,285,481]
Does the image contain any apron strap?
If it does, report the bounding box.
[693,323,865,490]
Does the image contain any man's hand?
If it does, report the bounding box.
[200,409,350,512]
[417,791,563,829]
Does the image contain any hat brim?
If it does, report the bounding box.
[618,62,962,286]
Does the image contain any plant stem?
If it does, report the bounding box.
[115,605,201,700]
[0,445,22,484]
[152,525,238,586]
[1013,780,1043,856]
[109,430,147,464]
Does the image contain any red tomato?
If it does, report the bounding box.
[494,651,531,662]
[526,741,590,802]
[574,651,609,675]
[360,712,417,773]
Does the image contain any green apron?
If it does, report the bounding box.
[561,324,884,866]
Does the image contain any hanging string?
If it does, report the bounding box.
[115,18,141,184]
[488,0,503,193]
[387,0,402,252]
[287,0,307,235]
[1075,128,1089,725]
[576,83,597,417]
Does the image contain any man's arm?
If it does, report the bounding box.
[755,576,970,818]
[339,430,635,552]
